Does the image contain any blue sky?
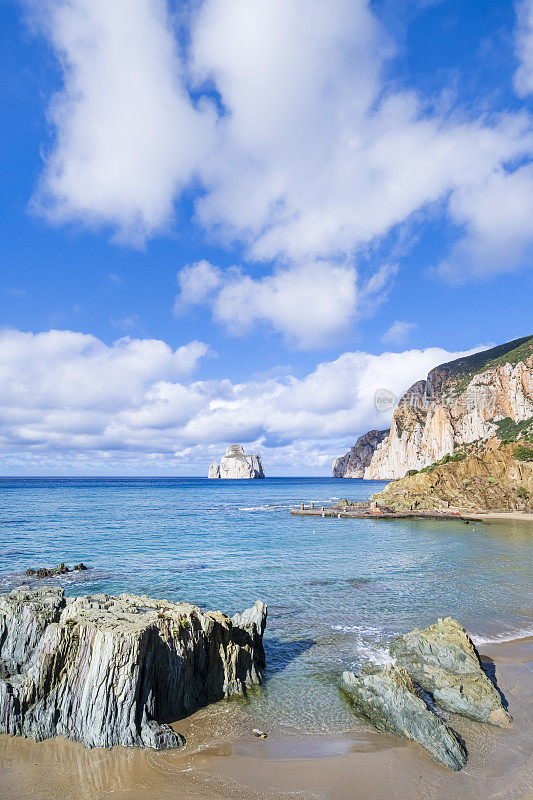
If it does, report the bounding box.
[0,0,532,475]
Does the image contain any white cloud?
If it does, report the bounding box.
[515,0,533,96]
[111,314,140,331]
[0,327,482,474]
[437,162,533,281]
[0,329,209,413]
[382,320,417,345]
[31,0,214,244]
[175,260,358,348]
[174,259,222,314]
[28,0,533,292]
[190,0,533,276]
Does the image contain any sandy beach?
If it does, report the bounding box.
[470,512,533,524]
[1,636,531,800]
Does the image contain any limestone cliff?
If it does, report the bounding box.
[0,587,267,750]
[365,336,533,480]
[208,444,265,479]
[333,429,389,478]
[370,444,533,512]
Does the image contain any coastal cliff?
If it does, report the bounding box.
[370,443,533,512]
[209,444,265,479]
[333,429,389,478]
[364,336,533,480]
[0,587,266,750]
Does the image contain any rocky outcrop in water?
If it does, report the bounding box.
[341,616,513,769]
[370,444,533,512]
[208,444,265,479]
[365,336,533,479]
[341,664,467,770]
[332,430,389,478]
[0,587,267,750]
[389,617,512,727]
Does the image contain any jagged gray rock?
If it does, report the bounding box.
[341,664,467,771]
[0,587,267,750]
[389,617,512,727]
[332,430,390,478]
[208,444,265,479]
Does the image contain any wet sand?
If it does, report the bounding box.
[1,637,532,800]
[470,512,533,524]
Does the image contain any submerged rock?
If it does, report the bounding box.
[25,563,88,579]
[208,444,265,479]
[341,664,467,771]
[0,587,267,750]
[389,617,512,727]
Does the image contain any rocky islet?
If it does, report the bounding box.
[208,444,265,479]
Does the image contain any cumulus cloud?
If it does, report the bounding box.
[382,320,417,346]
[175,260,358,347]
[28,0,533,302]
[191,0,533,269]
[437,162,533,281]
[515,0,533,96]
[0,327,482,474]
[30,0,214,244]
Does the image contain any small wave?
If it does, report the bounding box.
[471,628,533,645]
[357,643,394,667]
[237,504,289,511]
[332,623,382,636]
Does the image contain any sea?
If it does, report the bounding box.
[0,476,531,735]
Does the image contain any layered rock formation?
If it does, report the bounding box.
[341,664,466,770]
[332,430,389,478]
[364,336,533,479]
[0,587,267,750]
[390,618,512,727]
[342,616,511,770]
[370,444,533,512]
[208,444,265,479]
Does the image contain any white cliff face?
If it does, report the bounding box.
[208,462,220,478]
[365,349,533,480]
[208,445,265,479]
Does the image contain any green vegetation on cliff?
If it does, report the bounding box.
[438,334,533,396]
[494,416,533,444]
[371,444,533,513]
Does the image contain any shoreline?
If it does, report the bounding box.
[291,506,533,524]
[1,636,531,800]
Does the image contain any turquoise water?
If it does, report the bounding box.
[0,477,532,733]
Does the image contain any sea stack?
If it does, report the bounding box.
[208,444,265,479]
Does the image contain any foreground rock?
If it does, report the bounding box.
[341,665,466,770]
[209,444,265,479]
[0,587,267,750]
[332,430,389,478]
[390,617,512,727]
